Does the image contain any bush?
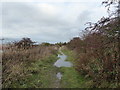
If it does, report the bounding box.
[66,1,120,87]
[13,38,35,49]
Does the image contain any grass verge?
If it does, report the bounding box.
[5,54,59,88]
[60,47,92,88]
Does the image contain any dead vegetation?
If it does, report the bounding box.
[66,0,120,88]
[2,39,59,87]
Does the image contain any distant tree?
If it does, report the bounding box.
[63,42,67,45]
[41,42,51,46]
[14,38,35,49]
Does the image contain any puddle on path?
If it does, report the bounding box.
[54,52,72,67]
[56,72,62,80]
[54,50,72,80]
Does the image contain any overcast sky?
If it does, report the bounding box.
[1,0,108,43]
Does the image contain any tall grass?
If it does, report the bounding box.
[67,31,120,88]
[66,1,120,88]
[2,44,59,88]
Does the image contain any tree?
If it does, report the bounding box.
[14,38,35,49]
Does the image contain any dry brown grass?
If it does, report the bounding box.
[67,33,120,87]
[2,44,59,86]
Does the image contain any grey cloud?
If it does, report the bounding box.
[2,2,94,43]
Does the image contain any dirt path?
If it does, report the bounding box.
[51,47,73,88]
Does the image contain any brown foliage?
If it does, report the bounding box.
[66,1,120,87]
[2,44,59,86]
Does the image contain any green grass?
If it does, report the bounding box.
[60,47,92,88]
[61,47,76,62]
[60,67,90,88]
[6,54,59,88]
[5,47,95,88]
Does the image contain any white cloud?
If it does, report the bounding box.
[1,1,108,43]
[1,0,103,3]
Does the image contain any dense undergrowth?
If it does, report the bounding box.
[66,1,120,88]
[2,44,59,88]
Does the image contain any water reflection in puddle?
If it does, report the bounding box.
[54,51,73,80]
[56,72,62,80]
[54,53,72,67]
